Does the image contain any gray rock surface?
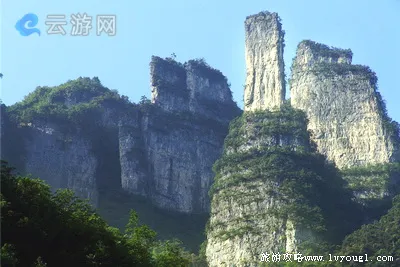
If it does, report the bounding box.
[244,12,286,111]
[3,58,240,214]
[22,121,99,206]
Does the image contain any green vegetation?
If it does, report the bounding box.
[376,92,400,145]
[342,163,398,193]
[341,163,400,222]
[147,104,233,135]
[207,103,400,265]
[338,195,400,266]
[7,77,134,126]
[0,161,206,267]
[223,103,310,151]
[310,62,378,85]
[97,188,209,254]
[299,40,353,61]
[150,55,185,70]
[341,163,400,193]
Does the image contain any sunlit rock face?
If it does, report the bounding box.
[290,40,398,168]
[244,11,286,112]
[290,40,400,203]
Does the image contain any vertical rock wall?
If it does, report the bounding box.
[22,122,99,206]
[244,12,286,111]
[139,56,241,213]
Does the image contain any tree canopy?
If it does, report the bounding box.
[0,161,203,267]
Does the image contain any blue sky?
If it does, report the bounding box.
[1,0,399,122]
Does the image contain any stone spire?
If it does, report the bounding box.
[244,11,286,111]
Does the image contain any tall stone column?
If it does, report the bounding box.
[244,11,286,111]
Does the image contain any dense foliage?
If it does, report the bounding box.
[338,195,400,266]
[0,161,205,267]
[98,188,209,254]
[6,77,134,125]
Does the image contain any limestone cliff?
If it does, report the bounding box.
[2,58,241,215]
[205,105,359,266]
[150,56,237,120]
[290,40,400,204]
[244,12,286,111]
[205,12,399,266]
[118,56,241,213]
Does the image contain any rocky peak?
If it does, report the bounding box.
[150,56,239,120]
[185,59,232,104]
[290,40,400,207]
[292,40,353,70]
[290,40,398,169]
[244,11,286,111]
[206,11,399,266]
[150,56,188,112]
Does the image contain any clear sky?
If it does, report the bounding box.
[1,0,399,122]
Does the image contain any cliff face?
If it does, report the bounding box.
[3,59,240,214]
[205,105,358,266]
[118,56,241,213]
[150,56,237,120]
[244,12,286,112]
[290,40,398,168]
[205,108,311,266]
[23,122,99,206]
[290,40,400,203]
